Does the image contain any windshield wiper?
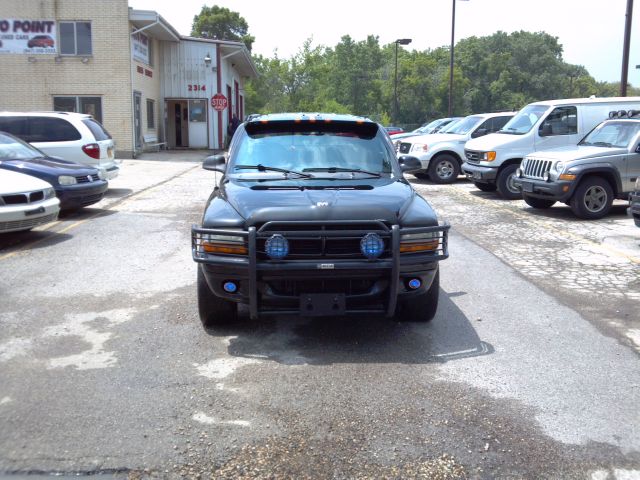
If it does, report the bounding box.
[497,128,521,135]
[234,164,313,178]
[591,141,613,148]
[302,167,382,178]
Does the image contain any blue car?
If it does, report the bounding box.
[0,131,108,210]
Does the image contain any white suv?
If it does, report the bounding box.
[0,112,119,180]
[396,112,514,184]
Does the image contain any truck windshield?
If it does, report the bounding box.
[233,122,394,175]
[442,116,481,135]
[579,121,640,148]
[499,105,548,135]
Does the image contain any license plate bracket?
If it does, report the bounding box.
[25,206,45,216]
[522,181,534,193]
[300,293,346,316]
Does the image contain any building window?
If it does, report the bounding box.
[59,21,92,56]
[147,99,155,129]
[53,96,102,123]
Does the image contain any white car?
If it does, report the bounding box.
[0,111,119,180]
[0,169,60,233]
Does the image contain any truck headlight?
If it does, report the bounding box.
[201,230,247,255]
[58,175,78,186]
[400,232,439,253]
[552,161,565,172]
[410,143,428,153]
[481,151,496,162]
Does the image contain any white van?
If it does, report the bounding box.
[462,97,640,198]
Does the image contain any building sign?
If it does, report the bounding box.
[131,31,149,64]
[0,19,57,54]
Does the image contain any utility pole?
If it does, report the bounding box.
[621,0,634,96]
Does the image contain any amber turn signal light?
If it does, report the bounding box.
[400,241,439,253]
[202,242,248,255]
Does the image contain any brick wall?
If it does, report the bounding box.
[0,0,134,157]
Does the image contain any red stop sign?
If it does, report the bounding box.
[211,93,228,111]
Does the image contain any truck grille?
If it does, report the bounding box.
[521,158,553,180]
[257,221,391,260]
[398,142,411,154]
[464,150,482,163]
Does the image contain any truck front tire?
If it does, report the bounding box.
[570,176,613,219]
[523,194,556,209]
[496,164,522,200]
[428,155,460,184]
[473,181,497,192]
[197,266,238,327]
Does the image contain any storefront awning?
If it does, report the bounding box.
[129,9,180,42]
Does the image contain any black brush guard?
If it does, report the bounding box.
[192,220,450,319]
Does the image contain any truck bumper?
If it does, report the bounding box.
[462,163,498,183]
[193,222,449,319]
[512,177,574,203]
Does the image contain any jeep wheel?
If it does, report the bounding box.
[523,194,556,209]
[412,171,430,180]
[473,181,497,192]
[570,176,613,220]
[197,266,237,327]
[397,269,439,322]
[496,164,522,200]
[428,155,460,184]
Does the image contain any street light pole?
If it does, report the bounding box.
[620,0,634,96]
[448,0,456,117]
[448,0,468,117]
[394,38,412,125]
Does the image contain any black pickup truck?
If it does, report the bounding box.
[191,113,449,328]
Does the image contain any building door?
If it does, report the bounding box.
[188,99,208,148]
[133,92,142,150]
[169,101,189,148]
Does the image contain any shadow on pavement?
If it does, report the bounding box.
[104,188,134,198]
[206,288,493,366]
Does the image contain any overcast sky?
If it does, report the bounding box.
[128,0,639,85]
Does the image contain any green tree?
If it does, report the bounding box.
[191,5,254,51]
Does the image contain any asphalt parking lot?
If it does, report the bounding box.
[1,152,639,479]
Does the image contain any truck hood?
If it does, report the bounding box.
[465,132,520,151]
[211,178,438,227]
[525,145,628,161]
[401,132,465,145]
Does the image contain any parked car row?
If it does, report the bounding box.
[0,111,117,233]
[395,111,515,183]
[396,96,640,222]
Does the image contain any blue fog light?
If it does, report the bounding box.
[223,281,238,293]
[408,278,422,290]
[265,234,289,259]
[360,233,384,259]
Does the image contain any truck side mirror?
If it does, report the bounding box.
[203,155,226,173]
[539,124,552,137]
[471,128,488,138]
